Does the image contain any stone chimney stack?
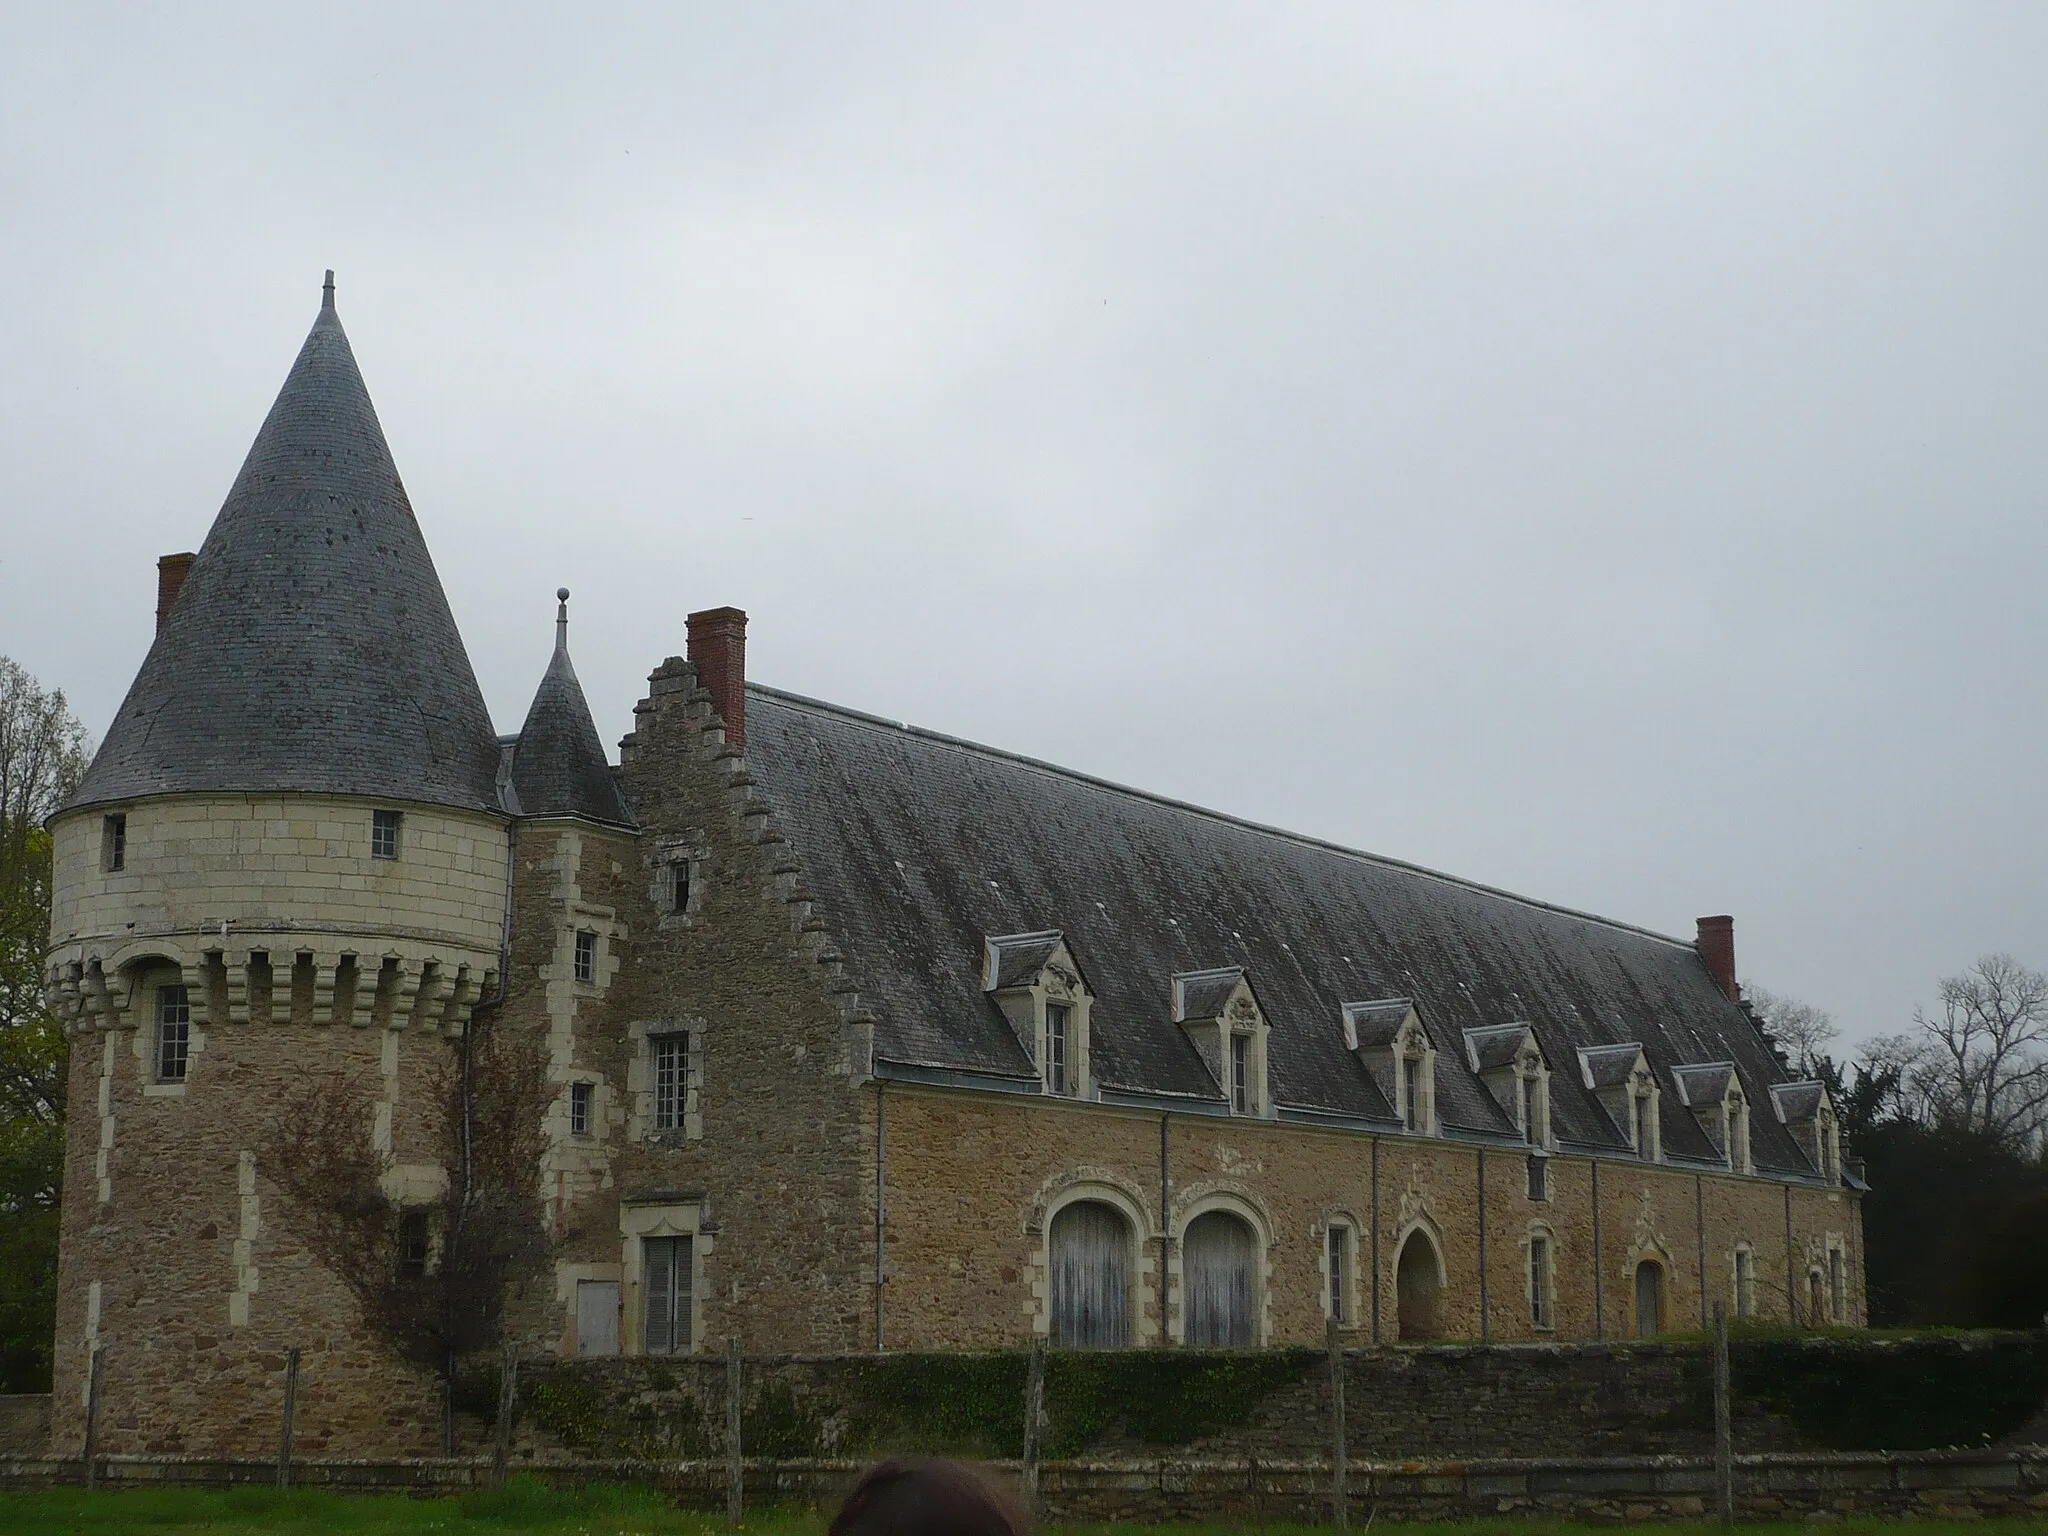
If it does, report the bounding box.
[687,606,749,751]
[1696,915,1740,1003]
[156,552,196,632]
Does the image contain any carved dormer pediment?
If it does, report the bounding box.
[1673,1062,1751,1173]
[1344,997,1435,1134]
[1173,966,1269,1116]
[1579,1042,1660,1159]
[983,930,1094,1098]
[1771,1080,1839,1183]
[1464,1022,1550,1146]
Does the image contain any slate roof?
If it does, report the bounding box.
[67,276,503,817]
[508,594,635,827]
[743,685,1825,1179]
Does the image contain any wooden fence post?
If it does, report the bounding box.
[726,1335,744,1526]
[277,1346,300,1489]
[1022,1334,1047,1518]
[1713,1301,1734,1526]
[1327,1319,1348,1529]
[491,1345,519,1489]
[82,1347,104,1490]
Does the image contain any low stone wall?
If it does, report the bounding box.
[5,1448,2048,1524]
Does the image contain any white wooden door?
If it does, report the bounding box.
[576,1280,620,1356]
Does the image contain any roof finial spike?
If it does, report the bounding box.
[555,587,570,651]
[322,269,336,309]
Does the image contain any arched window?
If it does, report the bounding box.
[1049,1200,1131,1347]
[1395,1228,1445,1341]
[1184,1210,1256,1346]
[1634,1259,1664,1337]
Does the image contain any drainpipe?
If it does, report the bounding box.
[874,1080,887,1350]
[1476,1149,1489,1340]
[1783,1183,1797,1325]
[1591,1159,1605,1338]
[1695,1175,1708,1330]
[1369,1138,1382,1344]
[1159,1114,1173,1346]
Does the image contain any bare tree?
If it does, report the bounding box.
[1897,955,2048,1150]
[1744,985,1839,1075]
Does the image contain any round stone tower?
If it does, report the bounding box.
[45,274,512,1456]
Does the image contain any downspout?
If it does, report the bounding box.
[1369,1138,1382,1344]
[1159,1114,1172,1346]
[1694,1174,1708,1329]
[1476,1148,1489,1340]
[1591,1159,1604,1338]
[1783,1183,1798,1325]
[874,1080,887,1351]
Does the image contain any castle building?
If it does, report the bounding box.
[47,279,1862,1457]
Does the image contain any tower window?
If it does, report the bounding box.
[1231,1033,1251,1114]
[155,985,190,1082]
[104,814,127,872]
[372,809,402,860]
[398,1211,430,1279]
[652,1034,691,1132]
[569,1081,594,1137]
[574,930,597,985]
[1046,1002,1069,1096]
[670,859,692,914]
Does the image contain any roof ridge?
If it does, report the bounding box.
[745,682,1694,951]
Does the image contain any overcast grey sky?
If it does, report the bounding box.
[5,4,2044,1047]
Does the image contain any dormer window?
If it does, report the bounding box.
[1345,999,1436,1135]
[1673,1064,1751,1173]
[1580,1043,1659,1160]
[1173,967,1270,1117]
[1770,1081,1839,1184]
[984,931,1095,1100]
[1464,1023,1550,1148]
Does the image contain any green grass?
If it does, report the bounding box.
[5,1486,2048,1536]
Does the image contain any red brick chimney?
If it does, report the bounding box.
[1696,915,1740,1003]
[156,552,196,633]
[686,607,748,751]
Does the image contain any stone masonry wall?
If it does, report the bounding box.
[875,1083,1859,1351]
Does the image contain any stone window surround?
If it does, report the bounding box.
[1392,1018,1438,1136]
[627,1019,704,1143]
[618,1199,713,1356]
[1029,1176,1156,1344]
[1583,1046,1662,1161]
[1826,1236,1848,1322]
[102,811,127,873]
[1525,1221,1559,1332]
[650,834,707,927]
[132,962,201,1098]
[1167,1187,1274,1347]
[1731,1242,1758,1317]
[1466,1025,1551,1148]
[1321,1211,1362,1329]
[1171,969,1272,1120]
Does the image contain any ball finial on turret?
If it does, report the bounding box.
[557,587,570,603]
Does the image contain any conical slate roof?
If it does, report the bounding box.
[68,276,505,817]
[508,592,635,827]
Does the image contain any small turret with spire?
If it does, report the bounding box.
[508,587,636,827]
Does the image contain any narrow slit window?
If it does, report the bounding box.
[1526,1153,1548,1202]
[652,1035,689,1132]
[1327,1225,1349,1324]
[1045,1003,1069,1096]
[155,985,190,1082]
[574,930,597,985]
[1530,1234,1552,1328]
[1402,1055,1422,1131]
[1734,1247,1755,1318]
[104,814,127,872]
[1231,1034,1251,1114]
[398,1211,430,1279]
[670,859,691,914]
[372,809,402,860]
[569,1081,594,1137]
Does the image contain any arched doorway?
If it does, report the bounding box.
[1183,1210,1256,1346]
[1049,1200,1131,1347]
[1634,1259,1664,1337]
[1396,1228,1445,1340]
